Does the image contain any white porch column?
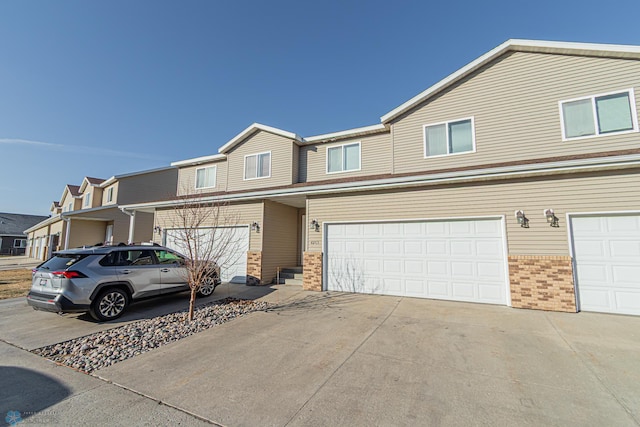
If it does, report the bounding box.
[120,208,136,244]
[63,217,71,249]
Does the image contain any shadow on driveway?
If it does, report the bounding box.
[0,366,70,422]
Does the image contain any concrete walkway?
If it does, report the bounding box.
[2,284,639,426]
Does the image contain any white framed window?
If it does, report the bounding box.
[560,89,638,140]
[244,152,271,180]
[327,142,361,174]
[195,166,217,189]
[84,193,91,207]
[424,117,475,158]
[67,202,73,212]
[106,187,114,203]
[13,239,27,248]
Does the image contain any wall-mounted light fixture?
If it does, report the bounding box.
[309,219,319,232]
[153,225,163,234]
[544,209,559,227]
[251,221,260,232]
[515,210,529,228]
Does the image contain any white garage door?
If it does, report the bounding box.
[571,214,640,316]
[164,226,249,283]
[326,219,508,305]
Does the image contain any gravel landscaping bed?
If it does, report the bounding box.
[32,298,269,373]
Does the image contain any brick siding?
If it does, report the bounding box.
[509,255,576,312]
[303,252,323,291]
[246,251,263,286]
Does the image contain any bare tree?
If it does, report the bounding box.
[166,193,244,321]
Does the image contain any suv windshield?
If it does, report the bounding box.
[38,254,86,271]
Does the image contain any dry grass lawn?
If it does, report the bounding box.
[0,269,32,299]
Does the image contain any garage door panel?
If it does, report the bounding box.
[326,219,507,305]
[610,241,640,257]
[573,214,640,315]
[451,240,473,256]
[452,282,476,299]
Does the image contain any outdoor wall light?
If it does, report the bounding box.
[544,209,559,227]
[153,225,163,234]
[309,219,319,232]
[515,210,529,228]
[251,221,260,232]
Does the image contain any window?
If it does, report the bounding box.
[560,89,638,140]
[424,118,475,157]
[67,202,73,212]
[13,239,26,248]
[195,166,217,189]
[106,187,114,203]
[327,142,361,173]
[244,152,271,180]
[84,193,91,208]
[155,250,185,265]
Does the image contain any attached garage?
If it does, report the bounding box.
[164,226,250,283]
[571,214,640,316]
[325,218,509,305]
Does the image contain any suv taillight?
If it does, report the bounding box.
[52,271,87,279]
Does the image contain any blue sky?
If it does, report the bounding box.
[1,0,639,215]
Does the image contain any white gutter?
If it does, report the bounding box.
[121,153,640,211]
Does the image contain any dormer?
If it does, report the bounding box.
[219,123,303,192]
[50,201,62,216]
[78,177,105,210]
[59,184,82,213]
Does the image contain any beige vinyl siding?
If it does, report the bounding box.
[117,168,178,204]
[306,169,640,256]
[261,200,299,283]
[226,131,296,191]
[299,132,392,183]
[392,52,640,174]
[68,220,106,248]
[90,187,103,208]
[177,161,228,196]
[102,183,119,206]
[153,201,264,251]
[292,144,300,183]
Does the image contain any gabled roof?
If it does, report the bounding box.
[60,184,82,203]
[79,176,105,193]
[305,124,388,143]
[100,166,176,187]
[381,39,640,123]
[218,123,303,154]
[0,212,49,236]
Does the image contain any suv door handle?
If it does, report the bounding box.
[120,269,131,274]
[161,268,170,273]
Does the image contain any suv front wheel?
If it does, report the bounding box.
[90,288,129,321]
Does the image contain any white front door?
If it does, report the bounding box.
[326,219,508,305]
[164,226,250,283]
[571,214,640,316]
[105,225,114,244]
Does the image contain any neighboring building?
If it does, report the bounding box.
[25,167,178,261]
[121,39,640,317]
[0,213,48,255]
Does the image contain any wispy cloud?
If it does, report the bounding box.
[0,138,169,161]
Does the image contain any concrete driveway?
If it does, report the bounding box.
[1,285,639,426]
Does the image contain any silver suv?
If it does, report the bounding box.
[27,244,221,321]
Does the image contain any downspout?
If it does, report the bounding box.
[120,207,136,244]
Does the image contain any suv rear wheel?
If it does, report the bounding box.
[90,288,129,321]
[197,276,218,297]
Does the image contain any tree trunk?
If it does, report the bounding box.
[188,287,196,321]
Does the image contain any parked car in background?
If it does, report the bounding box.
[27,244,221,321]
